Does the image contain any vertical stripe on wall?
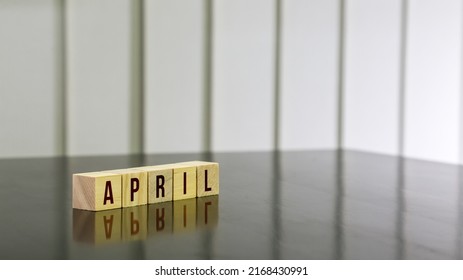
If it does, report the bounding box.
[343,0,402,155]
[212,0,275,151]
[0,0,63,158]
[144,0,206,154]
[66,0,136,156]
[280,0,339,150]
[404,0,462,164]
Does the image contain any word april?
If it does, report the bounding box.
[72,161,219,211]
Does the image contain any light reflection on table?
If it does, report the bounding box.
[0,151,462,259]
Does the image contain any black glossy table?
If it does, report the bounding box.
[1,150,462,259]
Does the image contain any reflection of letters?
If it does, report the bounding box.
[197,196,219,229]
[156,208,165,231]
[173,198,196,232]
[72,208,122,245]
[73,196,218,245]
[122,206,147,241]
[131,212,139,235]
[103,215,114,239]
[183,205,187,227]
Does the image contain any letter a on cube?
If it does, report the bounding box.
[73,172,122,211]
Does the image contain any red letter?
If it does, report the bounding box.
[104,181,114,205]
[204,170,212,192]
[183,172,187,194]
[156,175,165,198]
[130,178,139,201]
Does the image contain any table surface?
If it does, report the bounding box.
[1,150,462,260]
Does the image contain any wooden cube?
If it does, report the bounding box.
[110,169,148,208]
[194,161,219,197]
[173,198,196,233]
[197,195,219,229]
[148,201,173,236]
[72,208,122,245]
[122,205,147,241]
[172,163,197,201]
[137,165,173,204]
[73,172,122,211]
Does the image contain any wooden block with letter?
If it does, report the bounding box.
[194,161,219,197]
[172,163,197,201]
[137,165,173,204]
[73,172,122,211]
[72,161,219,212]
[110,169,147,208]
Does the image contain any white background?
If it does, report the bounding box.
[1,0,463,165]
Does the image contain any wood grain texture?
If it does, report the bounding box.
[72,172,122,211]
[73,161,219,211]
[110,169,148,208]
[173,198,197,233]
[137,166,173,204]
[195,161,219,197]
[172,164,197,201]
[122,205,147,241]
[176,161,219,197]
[197,196,219,229]
[148,201,173,236]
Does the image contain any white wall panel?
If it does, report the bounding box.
[144,0,205,153]
[0,0,63,158]
[280,0,339,150]
[404,0,462,164]
[343,0,402,155]
[212,0,275,151]
[67,0,136,156]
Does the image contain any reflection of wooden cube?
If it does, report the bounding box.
[110,169,147,208]
[173,198,197,233]
[122,205,147,241]
[72,209,122,245]
[148,201,173,236]
[73,172,122,211]
[197,196,219,229]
